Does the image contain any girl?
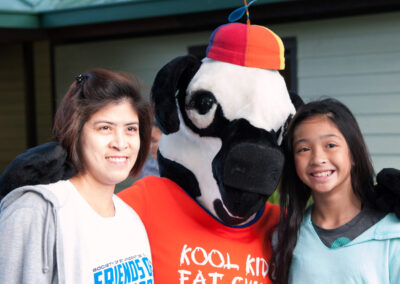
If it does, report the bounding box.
[0,69,154,283]
[273,98,400,283]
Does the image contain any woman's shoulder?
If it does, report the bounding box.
[0,183,60,226]
[0,183,61,212]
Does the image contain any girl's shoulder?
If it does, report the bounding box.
[374,213,400,241]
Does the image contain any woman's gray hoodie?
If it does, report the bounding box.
[0,184,65,283]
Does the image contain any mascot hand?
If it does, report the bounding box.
[0,142,76,197]
[374,168,400,218]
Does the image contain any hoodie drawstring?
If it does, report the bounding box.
[42,202,51,273]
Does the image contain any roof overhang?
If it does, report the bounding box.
[0,0,293,29]
[2,0,400,44]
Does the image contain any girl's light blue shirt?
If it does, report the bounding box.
[289,208,400,284]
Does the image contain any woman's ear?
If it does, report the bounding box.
[151,55,201,134]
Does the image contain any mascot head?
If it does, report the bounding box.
[152,22,301,225]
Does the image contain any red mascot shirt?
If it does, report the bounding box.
[118,176,280,283]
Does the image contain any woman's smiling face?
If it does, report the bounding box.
[79,99,140,187]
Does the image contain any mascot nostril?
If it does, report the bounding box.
[223,142,284,196]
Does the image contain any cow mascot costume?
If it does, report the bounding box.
[118,22,301,282]
[1,9,400,284]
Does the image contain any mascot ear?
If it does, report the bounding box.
[277,91,304,142]
[0,142,76,197]
[151,55,201,134]
[289,91,304,110]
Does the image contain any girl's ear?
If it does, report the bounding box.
[151,55,201,134]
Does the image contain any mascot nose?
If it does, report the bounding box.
[222,142,284,196]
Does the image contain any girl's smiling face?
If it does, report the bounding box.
[293,114,353,198]
[79,99,140,187]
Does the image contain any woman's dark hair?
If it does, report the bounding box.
[272,98,375,284]
[53,68,153,177]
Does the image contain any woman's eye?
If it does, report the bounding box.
[327,143,336,149]
[99,125,110,131]
[127,126,138,133]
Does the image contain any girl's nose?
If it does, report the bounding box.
[311,148,327,165]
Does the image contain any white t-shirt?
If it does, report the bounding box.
[46,180,153,284]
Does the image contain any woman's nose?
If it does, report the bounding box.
[110,130,128,150]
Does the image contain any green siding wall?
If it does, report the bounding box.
[54,31,211,101]
[272,11,400,171]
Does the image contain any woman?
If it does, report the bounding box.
[0,69,154,283]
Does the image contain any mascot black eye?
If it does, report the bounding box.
[187,90,216,115]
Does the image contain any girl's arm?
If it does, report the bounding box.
[389,238,400,283]
[0,192,56,283]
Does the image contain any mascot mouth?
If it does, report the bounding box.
[214,199,249,225]
[212,139,284,225]
[214,187,268,226]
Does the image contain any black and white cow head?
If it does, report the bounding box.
[152,55,300,226]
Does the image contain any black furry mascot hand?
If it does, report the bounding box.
[0,142,76,197]
[374,168,400,218]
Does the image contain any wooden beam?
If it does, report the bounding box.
[23,43,37,148]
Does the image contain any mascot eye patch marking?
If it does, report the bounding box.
[186,90,216,115]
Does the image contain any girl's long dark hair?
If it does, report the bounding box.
[271,98,375,284]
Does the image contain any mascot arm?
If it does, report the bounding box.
[0,142,76,198]
[374,168,400,218]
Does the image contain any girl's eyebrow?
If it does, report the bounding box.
[320,134,341,140]
[293,134,341,146]
[293,138,307,146]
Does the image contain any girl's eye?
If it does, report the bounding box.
[327,143,337,149]
[99,125,110,131]
[296,147,309,153]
